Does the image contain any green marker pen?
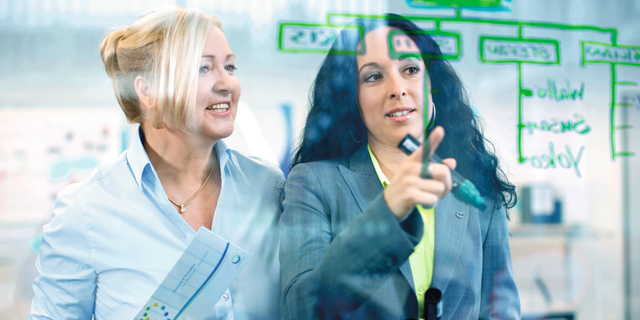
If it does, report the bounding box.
[398,134,487,211]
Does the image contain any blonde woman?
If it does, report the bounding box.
[28,7,283,320]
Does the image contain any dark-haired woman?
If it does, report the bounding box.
[279,15,520,320]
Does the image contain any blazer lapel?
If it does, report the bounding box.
[430,195,471,294]
[337,146,417,293]
[337,146,383,213]
[398,260,416,293]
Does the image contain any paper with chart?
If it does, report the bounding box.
[132,227,252,320]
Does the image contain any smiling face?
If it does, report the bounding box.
[193,26,241,140]
[356,26,432,148]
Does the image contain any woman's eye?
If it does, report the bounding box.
[364,73,382,82]
[225,64,237,72]
[405,66,420,75]
[199,65,211,74]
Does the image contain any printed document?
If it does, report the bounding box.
[132,227,252,320]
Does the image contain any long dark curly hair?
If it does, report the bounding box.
[291,14,516,210]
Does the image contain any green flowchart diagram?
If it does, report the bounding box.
[278,9,640,177]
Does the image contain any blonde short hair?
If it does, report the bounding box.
[100,6,222,131]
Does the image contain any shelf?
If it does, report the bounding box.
[509,223,615,241]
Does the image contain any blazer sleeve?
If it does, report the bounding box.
[28,189,96,320]
[479,203,521,320]
[279,163,423,320]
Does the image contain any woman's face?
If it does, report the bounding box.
[356,26,432,148]
[194,26,241,140]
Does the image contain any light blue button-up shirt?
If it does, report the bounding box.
[29,126,284,320]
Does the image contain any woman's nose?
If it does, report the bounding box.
[388,73,406,99]
[213,70,234,94]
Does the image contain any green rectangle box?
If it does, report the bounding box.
[278,23,364,55]
[388,29,461,61]
[479,36,560,65]
[581,41,640,66]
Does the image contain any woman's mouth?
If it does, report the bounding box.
[206,103,230,115]
[386,108,415,122]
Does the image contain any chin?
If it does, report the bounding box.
[411,124,426,136]
[205,125,234,141]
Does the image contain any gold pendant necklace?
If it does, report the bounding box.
[167,156,216,213]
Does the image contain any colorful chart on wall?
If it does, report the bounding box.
[0,106,126,224]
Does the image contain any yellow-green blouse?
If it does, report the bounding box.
[368,145,434,318]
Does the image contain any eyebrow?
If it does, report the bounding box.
[358,62,379,75]
[357,56,422,75]
[397,54,421,60]
[201,54,236,60]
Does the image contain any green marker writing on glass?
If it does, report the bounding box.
[398,134,487,211]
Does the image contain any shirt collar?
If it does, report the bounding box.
[126,125,153,190]
[367,144,390,188]
[126,125,239,190]
[214,139,239,172]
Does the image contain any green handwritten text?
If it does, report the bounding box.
[533,78,585,102]
[523,113,591,135]
[528,142,585,177]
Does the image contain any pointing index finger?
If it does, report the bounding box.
[422,126,445,178]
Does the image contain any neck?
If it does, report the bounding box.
[368,135,408,180]
[142,124,218,187]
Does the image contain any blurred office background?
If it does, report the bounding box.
[1,0,640,319]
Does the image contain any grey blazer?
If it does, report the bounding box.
[280,146,520,320]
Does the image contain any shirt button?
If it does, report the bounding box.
[417,287,425,295]
[221,293,229,301]
[415,246,421,253]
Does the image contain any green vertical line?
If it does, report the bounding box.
[518,24,523,39]
[518,62,526,163]
[422,62,431,178]
[622,101,632,320]
[435,20,441,31]
[517,25,526,162]
[611,30,618,160]
[611,64,617,160]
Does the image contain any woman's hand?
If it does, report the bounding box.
[383,126,457,220]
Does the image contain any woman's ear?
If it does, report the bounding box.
[134,75,154,111]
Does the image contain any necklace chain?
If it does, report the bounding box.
[167,156,216,213]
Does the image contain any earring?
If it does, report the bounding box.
[349,126,363,143]
[427,102,436,130]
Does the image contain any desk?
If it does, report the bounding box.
[509,224,612,319]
